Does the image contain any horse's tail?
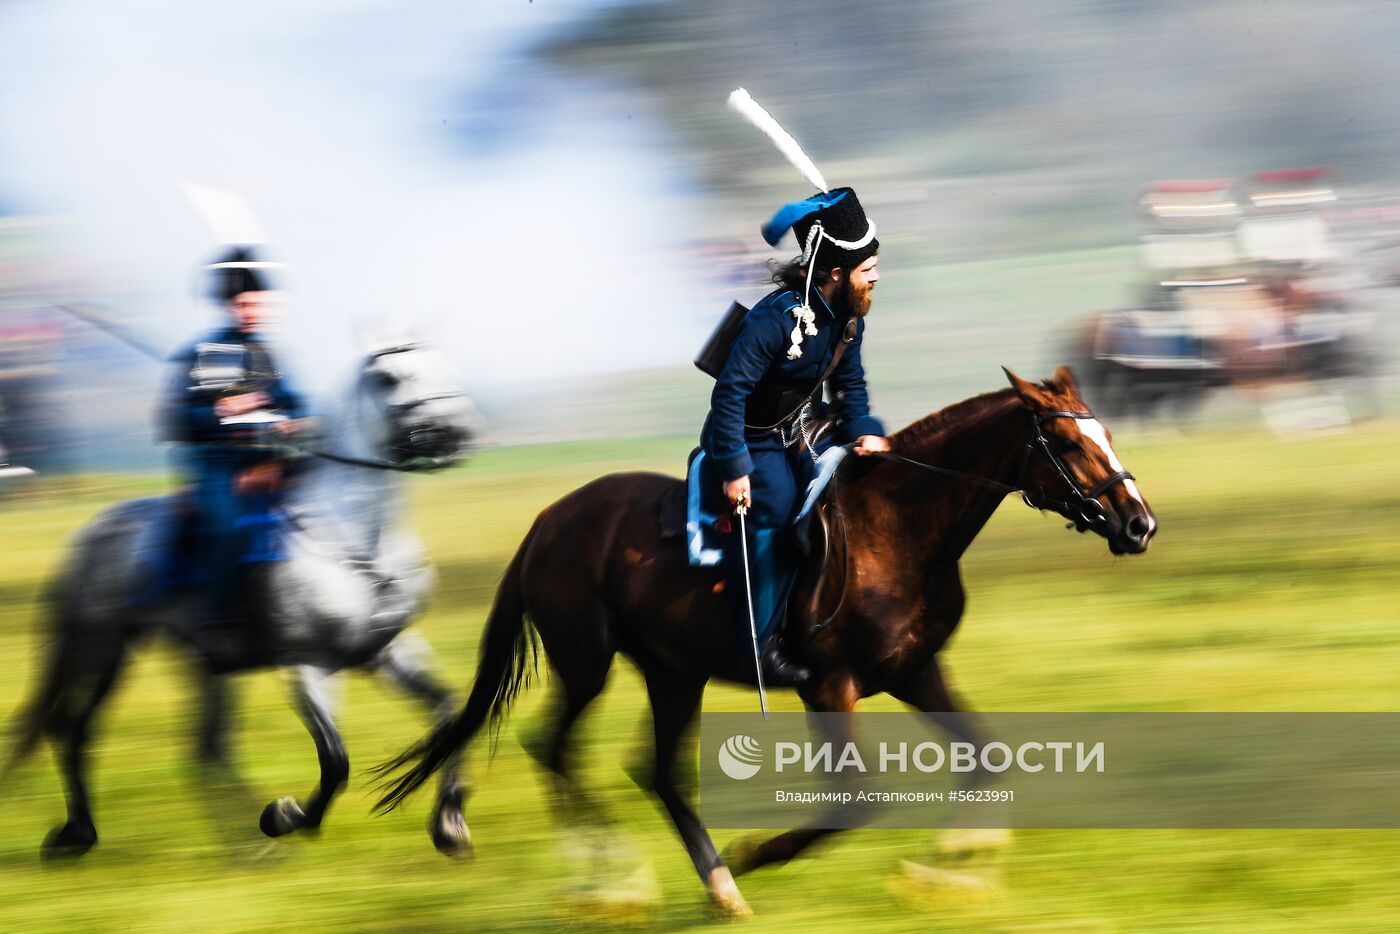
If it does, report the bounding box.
[2,552,88,780]
[2,634,67,781]
[4,500,155,782]
[373,519,540,813]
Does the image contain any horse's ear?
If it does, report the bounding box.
[1050,364,1081,398]
[1002,366,1049,408]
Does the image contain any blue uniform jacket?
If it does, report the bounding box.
[160,325,307,455]
[701,286,883,482]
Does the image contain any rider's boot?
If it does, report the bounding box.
[759,632,810,687]
[196,615,246,674]
[197,567,271,674]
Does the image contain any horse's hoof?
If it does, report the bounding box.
[259,796,306,838]
[888,860,997,909]
[708,892,753,921]
[430,809,473,860]
[553,864,661,925]
[40,822,97,860]
[720,835,764,878]
[937,827,1013,857]
[239,839,298,866]
[706,865,753,920]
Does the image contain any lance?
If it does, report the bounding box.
[55,301,170,362]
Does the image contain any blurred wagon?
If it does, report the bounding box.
[1074,170,1379,423]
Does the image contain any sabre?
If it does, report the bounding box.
[734,492,770,720]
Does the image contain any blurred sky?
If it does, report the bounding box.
[0,0,709,396]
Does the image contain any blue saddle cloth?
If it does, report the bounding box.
[235,491,292,564]
[132,493,292,603]
[685,444,848,567]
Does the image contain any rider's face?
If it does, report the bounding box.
[229,291,281,334]
[840,254,879,319]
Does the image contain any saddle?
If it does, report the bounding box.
[659,407,842,542]
[788,486,849,640]
[657,448,702,542]
[658,420,849,644]
[141,491,293,596]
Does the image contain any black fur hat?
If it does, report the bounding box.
[206,245,279,304]
[769,187,879,273]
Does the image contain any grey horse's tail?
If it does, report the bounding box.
[373,518,540,812]
[2,564,84,779]
[3,502,146,781]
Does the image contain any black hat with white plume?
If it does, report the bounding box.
[180,183,286,307]
[206,245,282,305]
[727,88,878,359]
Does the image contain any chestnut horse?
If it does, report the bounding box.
[375,366,1156,916]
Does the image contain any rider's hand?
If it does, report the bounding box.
[853,435,892,456]
[215,391,270,417]
[724,475,752,513]
[234,462,283,495]
[275,416,314,435]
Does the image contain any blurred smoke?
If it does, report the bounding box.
[0,0,712,466]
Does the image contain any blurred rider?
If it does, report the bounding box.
[160,246,307,667]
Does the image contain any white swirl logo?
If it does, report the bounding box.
[718,734,763,780]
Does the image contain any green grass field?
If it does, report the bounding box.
[3,423,1400,933]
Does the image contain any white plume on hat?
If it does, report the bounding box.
[726,88,829,193]
[181,181,270,245]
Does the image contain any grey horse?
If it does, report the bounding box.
[5,339,477,859]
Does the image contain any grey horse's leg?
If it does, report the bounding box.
[259,665,348,838]
[196,673,235,766]
[371,632,471,858]
[190,671,264,846]
[41,650,126,859]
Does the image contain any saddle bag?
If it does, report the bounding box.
[693,301,749,379]
[696,299,858,433]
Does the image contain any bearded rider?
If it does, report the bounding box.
[699,186,890,687]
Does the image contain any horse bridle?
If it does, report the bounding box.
[1018,410,1135,530]
[873,407,1135,529]
[812,409,1134,636]
[295,344,467,473]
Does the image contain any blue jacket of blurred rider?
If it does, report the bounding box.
[158,247,307,629]
[161,323,307,592]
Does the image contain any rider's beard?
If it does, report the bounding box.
[842,277,875,319]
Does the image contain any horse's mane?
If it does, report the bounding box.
[890,387,1021,450]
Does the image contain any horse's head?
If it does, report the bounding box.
[1003,365,1157,555]
[359,339,477,471]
